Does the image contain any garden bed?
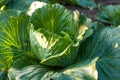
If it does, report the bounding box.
[65,0,120,21]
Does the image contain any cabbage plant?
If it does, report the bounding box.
[96,5,120,26]
[29,4,93,67]
[41,0,97,9]
[0,0,97,10]
[0,3,120,80]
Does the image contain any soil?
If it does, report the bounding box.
[64,0,120,21]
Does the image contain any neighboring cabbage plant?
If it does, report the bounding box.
[0,0,97,10]
[96,5,120,26]
[65,0,97,9]
[41,0,97,9]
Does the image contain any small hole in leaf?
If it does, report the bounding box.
[50,78,54,80]
[41,35,43,38]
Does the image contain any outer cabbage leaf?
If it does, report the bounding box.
[30,4,93,67]
[9,63,97,80]
[8,65,72,80]
[96,5,120,26]
[8,65,49,80]
[77,23,120,80]
[0,12,38,70]
[0,12,38,80]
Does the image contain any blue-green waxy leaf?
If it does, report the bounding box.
[8,65,49,80]
[8,65,73,80]
[30,4,93,67]
[77,23,120,80]
[63,60,98,80]
[76,0,97,9]
[96,5,120,26]
[65,0,97,9]
[8,62,97,80]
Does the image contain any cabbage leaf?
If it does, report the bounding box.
[0,12,38,71]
